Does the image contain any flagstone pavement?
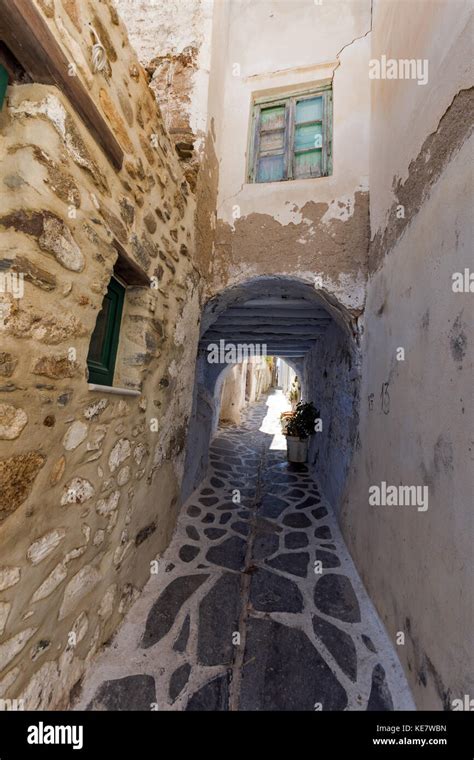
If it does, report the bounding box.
[75,390,415,711]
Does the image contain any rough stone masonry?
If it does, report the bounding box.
[0,0,203,707]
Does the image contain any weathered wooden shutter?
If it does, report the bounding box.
[249,86,332,183]
[252,101,289,182]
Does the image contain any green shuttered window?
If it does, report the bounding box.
[0,65,8,112]
[249,86,332,183]
[87,276,125,386]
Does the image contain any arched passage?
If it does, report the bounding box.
[182,275,361,508]
[80,274,413,713]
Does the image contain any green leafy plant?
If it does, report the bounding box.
[285,401,320,440]
[288,387,299,403]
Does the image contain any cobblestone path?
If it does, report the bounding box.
[76,392,414,711]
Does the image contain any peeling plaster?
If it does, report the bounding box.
[211,192,370,313]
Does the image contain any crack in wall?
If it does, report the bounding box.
[331,10,373,88]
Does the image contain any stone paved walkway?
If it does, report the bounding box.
[76,391,415,711]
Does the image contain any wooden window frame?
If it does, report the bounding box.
[248,85,333,183]
[87,275,125,387]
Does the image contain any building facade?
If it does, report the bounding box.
[0,0,472,710]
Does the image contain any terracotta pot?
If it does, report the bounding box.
[280,411,294,433]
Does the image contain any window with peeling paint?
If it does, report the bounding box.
[248,86,333,183]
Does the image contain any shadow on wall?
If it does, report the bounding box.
[181,276,361,508]
[181,356,257,500]
[304,320,361,512]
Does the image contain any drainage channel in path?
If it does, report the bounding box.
[76,391,415,711]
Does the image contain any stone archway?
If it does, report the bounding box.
[182,275,360,508]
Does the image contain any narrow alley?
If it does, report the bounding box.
[76,390,414,711]
[0,0,471,731]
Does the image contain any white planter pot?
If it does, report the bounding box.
[286,436,308,463]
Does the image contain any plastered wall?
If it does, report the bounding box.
[304,322,360,511]
[340,0,474,709]
[209,0,372,311]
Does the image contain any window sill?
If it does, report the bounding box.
[87,383,141,397]
[246,174,331,186]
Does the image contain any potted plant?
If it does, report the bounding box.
[280,410,294,434]
[288,386,299,411]
[287,376,301,411]
[284,401,319,463]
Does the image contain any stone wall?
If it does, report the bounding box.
[114,0,215,192]
[340,0,474,709]
[114,0,219,285]
[0,0,199,707]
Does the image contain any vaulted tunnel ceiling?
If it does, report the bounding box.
[199,290,335,359]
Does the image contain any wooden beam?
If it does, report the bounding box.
[0,0,124,170]
[225,307,329,319]
[200,337,318,343]
[199,349,312,357]
[212,318,331,327]
[204,329,326,338]
[241,298,321,307]
[0,40,31,82]
[113,239,150,287]
[203,329,324,338]
[200,340,317,349]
